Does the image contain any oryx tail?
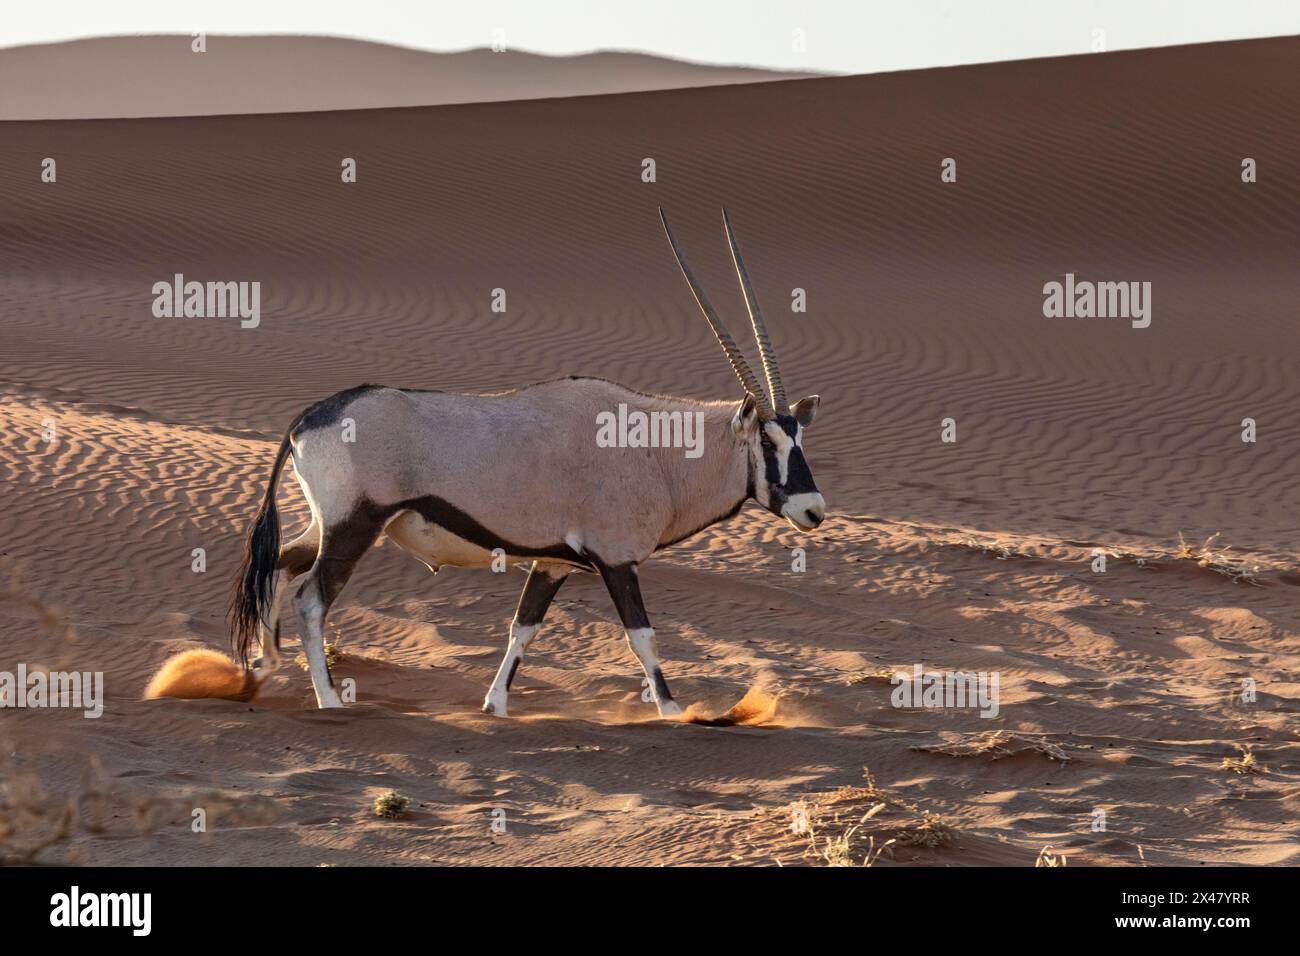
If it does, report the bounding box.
[230,431,294,667]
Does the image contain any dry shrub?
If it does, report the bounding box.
[1035,845,1068,867]
[1220,746,1264,775]
[794,768,959,866]
[1176,533,1261,585]
[373,790,411,819]
[845,667,898,686]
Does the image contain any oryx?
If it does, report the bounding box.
[231,208,825,717]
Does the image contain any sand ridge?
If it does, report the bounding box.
[0,35,819,120]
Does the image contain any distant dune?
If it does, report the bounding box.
[0,34,819,119]
[1,35,1297,866]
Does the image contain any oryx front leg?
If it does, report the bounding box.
[599,562,682,719]
[483,563,568,717]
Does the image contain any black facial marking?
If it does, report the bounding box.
[758,414,820,513]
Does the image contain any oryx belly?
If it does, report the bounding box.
[383,510,499,571]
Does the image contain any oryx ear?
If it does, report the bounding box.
[792,394,820,427]
[731,393,759,436]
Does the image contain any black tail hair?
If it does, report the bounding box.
[230,433,294,667]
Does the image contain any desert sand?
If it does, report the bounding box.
[0,35,1297,866]
[0,35,816,120]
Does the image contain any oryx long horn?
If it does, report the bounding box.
[721,208,788,415]
[659,207,775,419]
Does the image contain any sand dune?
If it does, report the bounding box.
[0,35,818,120]
[1,35,1297,866]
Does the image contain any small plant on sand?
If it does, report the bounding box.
[1176,533,1261,586]
[896,810,958,848]
[797,768,958,866]
[959,537,1034,561]
[1220,746,1263,775]
[809,802,895,867]
[1096,546,1157,570]
[372,790,410,819]
[296,638,345,672]
[0,775,74,865]
[913,730,1069,763]
[1035,845,1067,867]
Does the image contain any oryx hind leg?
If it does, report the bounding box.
[598,562,681,719]
[253,523,321,675]
[291,508,383,709]
[483,562,569,717]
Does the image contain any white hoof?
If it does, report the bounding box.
[482,692,509,717]
[315,693,345,709]
[657,700,683,718]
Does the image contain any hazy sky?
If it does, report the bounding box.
[4,0,1298,73]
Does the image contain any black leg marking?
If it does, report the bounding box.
[484,564,569,714]
[597,561,677,711]
[316,507,387,608]
[295,503,386,695]
[652,666,674,702]
[502,566,567,690]
[515,565,568,626]
[596,561,650,630]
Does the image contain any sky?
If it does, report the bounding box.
[3,0,1298,73]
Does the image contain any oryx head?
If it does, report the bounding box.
[660,207,826,532]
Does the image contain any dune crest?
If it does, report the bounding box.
[0,34,817,120]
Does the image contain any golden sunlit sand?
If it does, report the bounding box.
[679,687,780,726]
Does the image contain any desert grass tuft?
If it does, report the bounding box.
[913,730,1069,763]
[957,537,1035,561]
[795,768,959,866]
[845,666,898,686]
[895,809,958,848]
[1176,532,1261,586]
